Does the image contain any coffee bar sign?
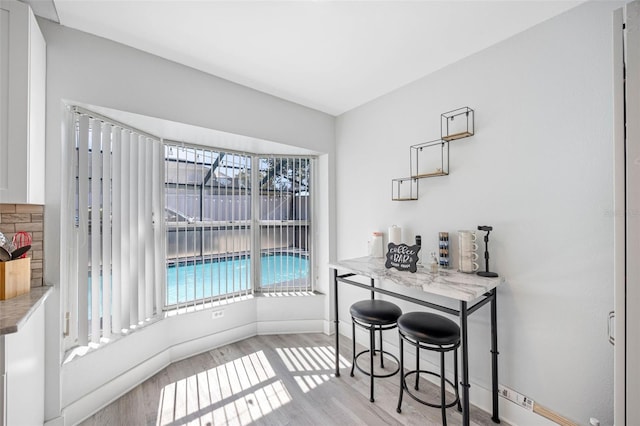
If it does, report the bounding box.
[385,243,421,273]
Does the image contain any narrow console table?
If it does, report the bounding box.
[329,257,503,426]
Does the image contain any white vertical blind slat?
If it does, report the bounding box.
[196,150,205,305]
[145,139,154,319]
[191,148,197,308]
[129,133,139,325]
[174,147,180,306]
[120,130,131,329]
[77,115,90,346]
[69,112,79,344]
[111,128,122,334]
[154,141,164,314]
[137,135,146,323]
[89,118,101,343]
[101,123,112,338]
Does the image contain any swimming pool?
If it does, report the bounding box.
[88,254,309,315]
[166,254,309,305]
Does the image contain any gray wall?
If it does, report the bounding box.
[335,2,620,424]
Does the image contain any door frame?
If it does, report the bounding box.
[614,2,640,425]
[613,5,625,425]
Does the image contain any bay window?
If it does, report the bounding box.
[62,107,314,351]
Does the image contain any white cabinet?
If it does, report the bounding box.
[0,0,45,204]
[3,301,45,426]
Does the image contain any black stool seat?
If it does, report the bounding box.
[396,311,462,425]
[398,312,460,345]
[350,299,403,326]
[349,298,402,402]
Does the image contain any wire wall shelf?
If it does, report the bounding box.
[441,107,474,141]
[410,139,449,179]
[391,177,419,201]
[392,107,474,201]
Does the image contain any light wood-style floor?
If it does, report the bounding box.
[80,333,503,426]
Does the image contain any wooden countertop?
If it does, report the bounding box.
[0,286,52,335]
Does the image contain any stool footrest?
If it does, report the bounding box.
[401,370,460,409]
[353,349,400,378]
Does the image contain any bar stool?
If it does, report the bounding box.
[396,311,461,425]
[350,299,402,402]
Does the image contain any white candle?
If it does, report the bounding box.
[389,225,402,245]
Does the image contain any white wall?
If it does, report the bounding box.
[38,19,335,425]
[335,2,620,424]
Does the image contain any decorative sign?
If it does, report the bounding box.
[385,243,421,273]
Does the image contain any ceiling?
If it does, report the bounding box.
[30,0,583,116]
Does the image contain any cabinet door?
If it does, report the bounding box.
[0,6,9,196]
[26,7,45,205]
[0,0,45,205]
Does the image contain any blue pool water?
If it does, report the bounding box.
[89,254,309,315]
[166,254,309,305]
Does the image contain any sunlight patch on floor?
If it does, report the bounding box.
[275,345,351,393]
[156,350,291,425]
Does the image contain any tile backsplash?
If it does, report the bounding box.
[0,204,44,287]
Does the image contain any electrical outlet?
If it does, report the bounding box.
[498,384,534,411]
[212,310,224,319]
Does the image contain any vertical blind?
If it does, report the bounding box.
[164,143,252,308]
[65,108,164,346]
[258,156,312,293]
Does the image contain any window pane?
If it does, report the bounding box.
[257,157,312,293]
[164,145,252,308]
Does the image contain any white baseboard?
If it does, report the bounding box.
[257,319,324,335]
[323,319,334,335]
[167,323,258,363]
[44,416,65,426]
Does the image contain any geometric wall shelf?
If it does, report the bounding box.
[441,107,474,141]
[391,177,419,201]
[410,139,449,178]
[392,106,474,201]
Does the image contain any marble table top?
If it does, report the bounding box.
[329,256,504,302]
[0,286,52,335]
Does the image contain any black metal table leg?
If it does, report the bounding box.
[491,289,500,423]
[333,268,340,377]
[370,277,375,299]
[460,301,470,426]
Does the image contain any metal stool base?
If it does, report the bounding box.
[353,349,400,378]
[400,369,460,409]
[350,314,401,402]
